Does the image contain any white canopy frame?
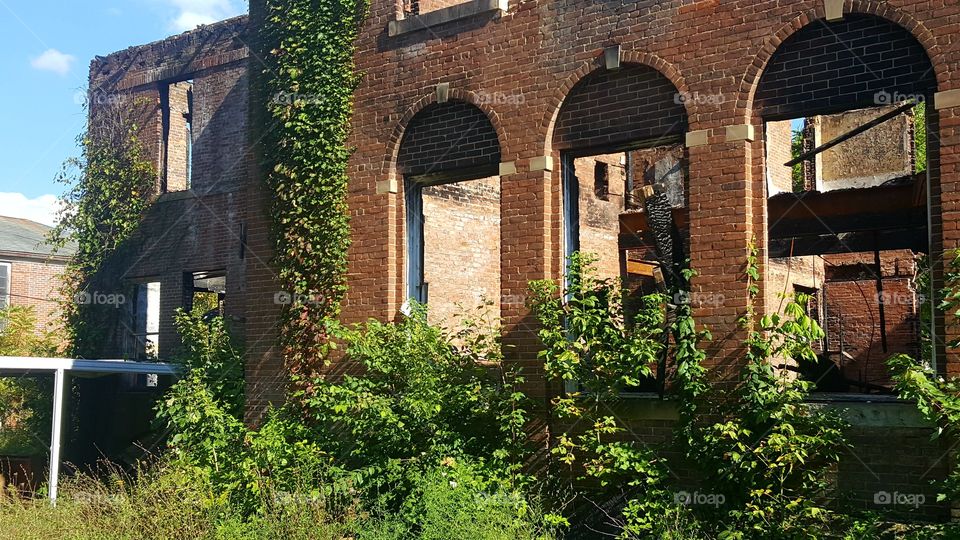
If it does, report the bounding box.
[0,357,180,502]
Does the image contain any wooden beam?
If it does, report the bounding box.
[768,228,927,258]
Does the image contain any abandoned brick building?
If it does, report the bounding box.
[85,0,960,518]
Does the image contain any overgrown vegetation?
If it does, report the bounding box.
[49,100,156,358]
[7,2,954,537]
[0,306,58,456]
[261,0,368,374]
[144,304,554,537]
[530,252,850,538]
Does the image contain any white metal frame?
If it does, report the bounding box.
[0,357,179,502]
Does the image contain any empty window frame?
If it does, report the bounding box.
[125,281,161,360]
[0,262,9,310]
[161,79,194,192]
[187,271,226,318]
[406,175,501,325]
[765,104,925,196]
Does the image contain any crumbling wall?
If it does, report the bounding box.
[823,250,919,391]
[87,17,250,360]
[816,106,914,191]
[575,154,625,281]
[765,120,795,195]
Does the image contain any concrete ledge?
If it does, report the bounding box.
[935,89,960,110]
[499,161,517,175]
[376,179,399,194]
[388,0,508,37]
[685,129,709,148]
[808,398,932,428]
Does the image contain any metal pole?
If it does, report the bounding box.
[48,368,67,503]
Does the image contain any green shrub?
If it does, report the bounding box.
[296,307,530,507]
[0,306,58,456]
[530,251,848,539]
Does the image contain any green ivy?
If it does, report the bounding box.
[50,103,156,357]
[262,0,369,373]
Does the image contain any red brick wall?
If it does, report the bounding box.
[3,256,69,336]
[164,81,192,192]
[396,101,501,177]
[554,64,687,151]
[823,250,920,390]
[754,14,937,120]
[574,153,625,280]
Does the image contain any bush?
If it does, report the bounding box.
[529,252,848,539]
[296,306,530,508]
[0,306,58,456]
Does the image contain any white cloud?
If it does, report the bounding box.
[0,193,62,226]
[30,49,76,76]
[167,0,243,32]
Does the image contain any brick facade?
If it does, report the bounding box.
[87,17,252,360]
[91,0,960,518]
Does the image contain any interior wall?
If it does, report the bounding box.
[421,176,501,326]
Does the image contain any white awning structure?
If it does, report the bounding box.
[0,357,180,502]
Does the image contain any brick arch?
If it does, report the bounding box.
[736,4,944,122]
[382,90,508,181]
[542,52,690,154]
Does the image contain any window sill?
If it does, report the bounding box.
[157,189,196,203]
[388,0,507,37]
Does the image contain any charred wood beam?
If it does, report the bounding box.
[768,227,927,258]
[769,208,927,238]
[768,181,924,223]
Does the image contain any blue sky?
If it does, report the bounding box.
[0,0,247,225]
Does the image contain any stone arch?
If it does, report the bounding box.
[543,52,690,155]
[737,4,943,121]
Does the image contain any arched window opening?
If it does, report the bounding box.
[757,15,938,394]
[397,101,502,327]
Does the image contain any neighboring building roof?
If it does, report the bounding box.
[0,216,76,259]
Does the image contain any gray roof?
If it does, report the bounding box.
[0,216,76,258]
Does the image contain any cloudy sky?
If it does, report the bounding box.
[0,0,247,225]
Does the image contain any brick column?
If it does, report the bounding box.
[687,132,756,380]
[500,165,556,405]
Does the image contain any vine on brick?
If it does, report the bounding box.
[50,102,157,357]
[262,0,370,373]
